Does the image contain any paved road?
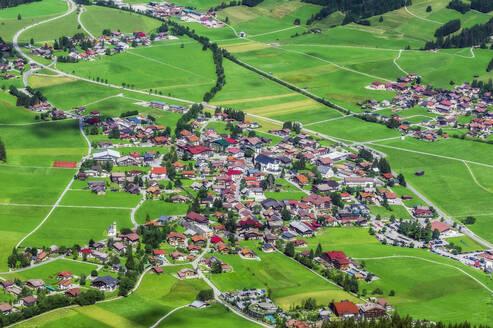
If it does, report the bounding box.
[77,6,94,39]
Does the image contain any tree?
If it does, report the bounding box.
[284,242,295,257]
[432,228,440,240]
[397,173,406,186]
[294,18,300,25]
[426,5,432,11]
[125,248,135,271]
[487,58,493,72]
[315,243,322,257]
[29,38,34,45]
[464,216,476,225]
[118,277,135,296]
[80,273,86,285]
[0,138,6,162]
[17,13,21,20]
[211,261,222,274]
[197,289,214,301]
[379,16,383,22]
[389,289,395,296]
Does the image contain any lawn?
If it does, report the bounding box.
[308,116,401,142]
[22,207,133,248]
[0,119,87,166]
[15,266,208,328]
[264,191,306,201]
[2,259,99,285]
[0,0,68,42]
[60,190,142,208]
[20,10,84,44]
[305,228,493,324]
[370,144,493,236]
[369,205,414,220]
[209,241,359,310]
[157,304,260,328]
[56,42,217,102]
[134,200,189,224]
[80,6,161,36]
[444,235,488,253]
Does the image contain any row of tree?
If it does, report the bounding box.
[302,0,409,25]
[447,0,471,14]
[424,17,493,49]
[0,0,39,9]
[434,19,461,38]
[8,85,46,108]
[0,137,5,162]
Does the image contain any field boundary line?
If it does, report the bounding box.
[77,5,95,39]
[404,5,443,24]
[368,142,493,168]
[149,305,188,328]
[126,51,215,80]
[14,119,91,249]
[0,118,77,126]
[393,49,409,75]
[353,255,493,293]
[463,160,492,193]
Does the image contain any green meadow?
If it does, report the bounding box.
[209,242,360,310]
[2,259,99,285]
[305,228,493,324]
[135,200,189,224]
[80,6,161,36]
[157,304,260,328]
[15,266,208,328]
[23,207,132,248]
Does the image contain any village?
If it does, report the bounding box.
[2,98,490,327]
[366,74,493,140]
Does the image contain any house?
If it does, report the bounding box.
[186,212,208,224]
[431,221,451,234]
[255,154,280,174]
[0,303,12,315]
[57,279,73,290]
[113,242,126,254]
[93,149,121,163]
[177,268,197,279]
[344,177,374,189]
[168,232,187,247]
[150,166,167,179]
[240,248,256,259]
[92,276,119,292]
[0,280,14,289]
[294,174,309,186]
[359,303,387,318]
[321,251,350,270]
[57,271,73,280]
[290,221,313,237]
[149,265,163,274]
[25,279,45,290]
[332,301,360,318]
[170,251,186,261]
[65,288,82,297]
[20,295,37,307]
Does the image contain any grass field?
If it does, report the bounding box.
[264,191,307,201]
[135,200,189,224]
[56,42,216,101]
[309,116,401,142]
[157,304,260,328]
[209,241,359,310]
[305,228,493,324]
[2,259,99,285]
[80,6,161,36]
[0,0,68,42]
[60,190,141,208]
[15,266,208,328]
[444,235,488,253]
[21,10,85,44]
[369,205,414,220]
[22,207,132,248]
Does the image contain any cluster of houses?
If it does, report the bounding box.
[0,57,24,80]
[223,289,392,325]
[368,75,493,138]
[147,2,225,28]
